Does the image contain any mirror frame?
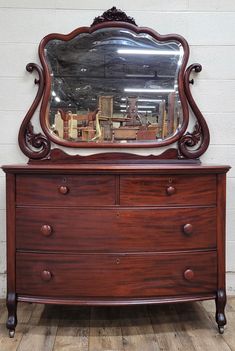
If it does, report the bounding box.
[18,7,209,162]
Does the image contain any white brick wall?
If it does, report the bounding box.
[0,1,234,297]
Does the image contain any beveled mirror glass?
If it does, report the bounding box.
[39,25,189,147]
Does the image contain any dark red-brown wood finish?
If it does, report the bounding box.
[2,6,230,339]
[17,6,209,161]
[2,163,230,337]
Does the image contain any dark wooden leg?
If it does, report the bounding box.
[215,289,226,334]
[6,292,17,338]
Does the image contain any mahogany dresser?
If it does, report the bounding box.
[2,7,231,337]
[2,162,230,336]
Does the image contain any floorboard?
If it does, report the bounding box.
[0,298,234,351]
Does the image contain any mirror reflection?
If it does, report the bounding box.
[44,28,184,144]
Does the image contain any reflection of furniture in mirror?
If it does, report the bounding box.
[38,12,189,147]
[98,96,113,119]
[54,109,98,141]
[2,7,230,338]
[98,96,113,140]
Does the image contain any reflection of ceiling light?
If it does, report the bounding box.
[120,109,152,113]
[118,49,181,55]
[121,98,163,102]
[120,104,155,108]
[125,74,155,78]
[137,105,156,109]
[55,96,61,102]
[52,91,56,97]
[124,88,175,93]
[138,99,162,102]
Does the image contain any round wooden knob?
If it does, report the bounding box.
[183,223,193,235]
[58,185,69,194]
[166,186,176,195]
[40,224,52,236]
[184,269,194,281]
[41,270,52,281]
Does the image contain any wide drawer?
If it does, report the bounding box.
[16,207,216,252]
[120,175,216,206]
[16,174,116,206]
[16,251,217,298]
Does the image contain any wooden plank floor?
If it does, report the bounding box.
[0,298,235,351]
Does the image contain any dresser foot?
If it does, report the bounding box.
[9,329,15,338]
[6,293,17,338]
[215,289,226,333]
[218,326,224,334]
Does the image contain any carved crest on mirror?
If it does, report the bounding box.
[18,7,209,162]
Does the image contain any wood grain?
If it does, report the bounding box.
[16,174,116,206]
[1,298,235,351]
[120,174,216,206]
[2,163,230,336]
[16,207,216,252]
[16,251,217,298]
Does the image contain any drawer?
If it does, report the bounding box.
[120,175,216,206]
[16,251,217,298]
[16,174,116,206]
[16,207,216,252]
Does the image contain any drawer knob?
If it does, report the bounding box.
[166,186,176,195]
[41,270,52,281]
[58,185,69,194]
[183,223,193,235]
[40,224,52,236]
[184,269,194,281]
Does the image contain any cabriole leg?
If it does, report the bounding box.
[215,289,226,334]
[6,292,17,338]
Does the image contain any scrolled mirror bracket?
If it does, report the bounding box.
[18,63,51,160]
[178,63,210,159]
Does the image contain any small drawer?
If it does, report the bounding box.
[120,175,216,206]
[16,174,116,206]
[16,251,217,298]
[16,207,216,252]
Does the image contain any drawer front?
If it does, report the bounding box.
[16,174,116,206]
[120,175,216,206]
[16,251,217,298]
[16,207,216,252]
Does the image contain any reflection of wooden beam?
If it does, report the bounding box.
[168,92,175,136]
[109,117,130,122]
[98,116,131,122]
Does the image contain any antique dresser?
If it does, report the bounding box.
[2,7,230,337]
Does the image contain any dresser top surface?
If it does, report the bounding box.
[2,163,231,175]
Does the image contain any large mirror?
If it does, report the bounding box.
[18,8,210,160]
[40,24,189,147]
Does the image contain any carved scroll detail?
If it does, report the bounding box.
[178,63,210,159]
[18,63,51,160]
[91,7,137,26]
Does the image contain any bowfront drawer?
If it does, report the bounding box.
[16,207,216,252]
[16,174,116,206]
[16,251,217,298]
[120,175,216,206]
